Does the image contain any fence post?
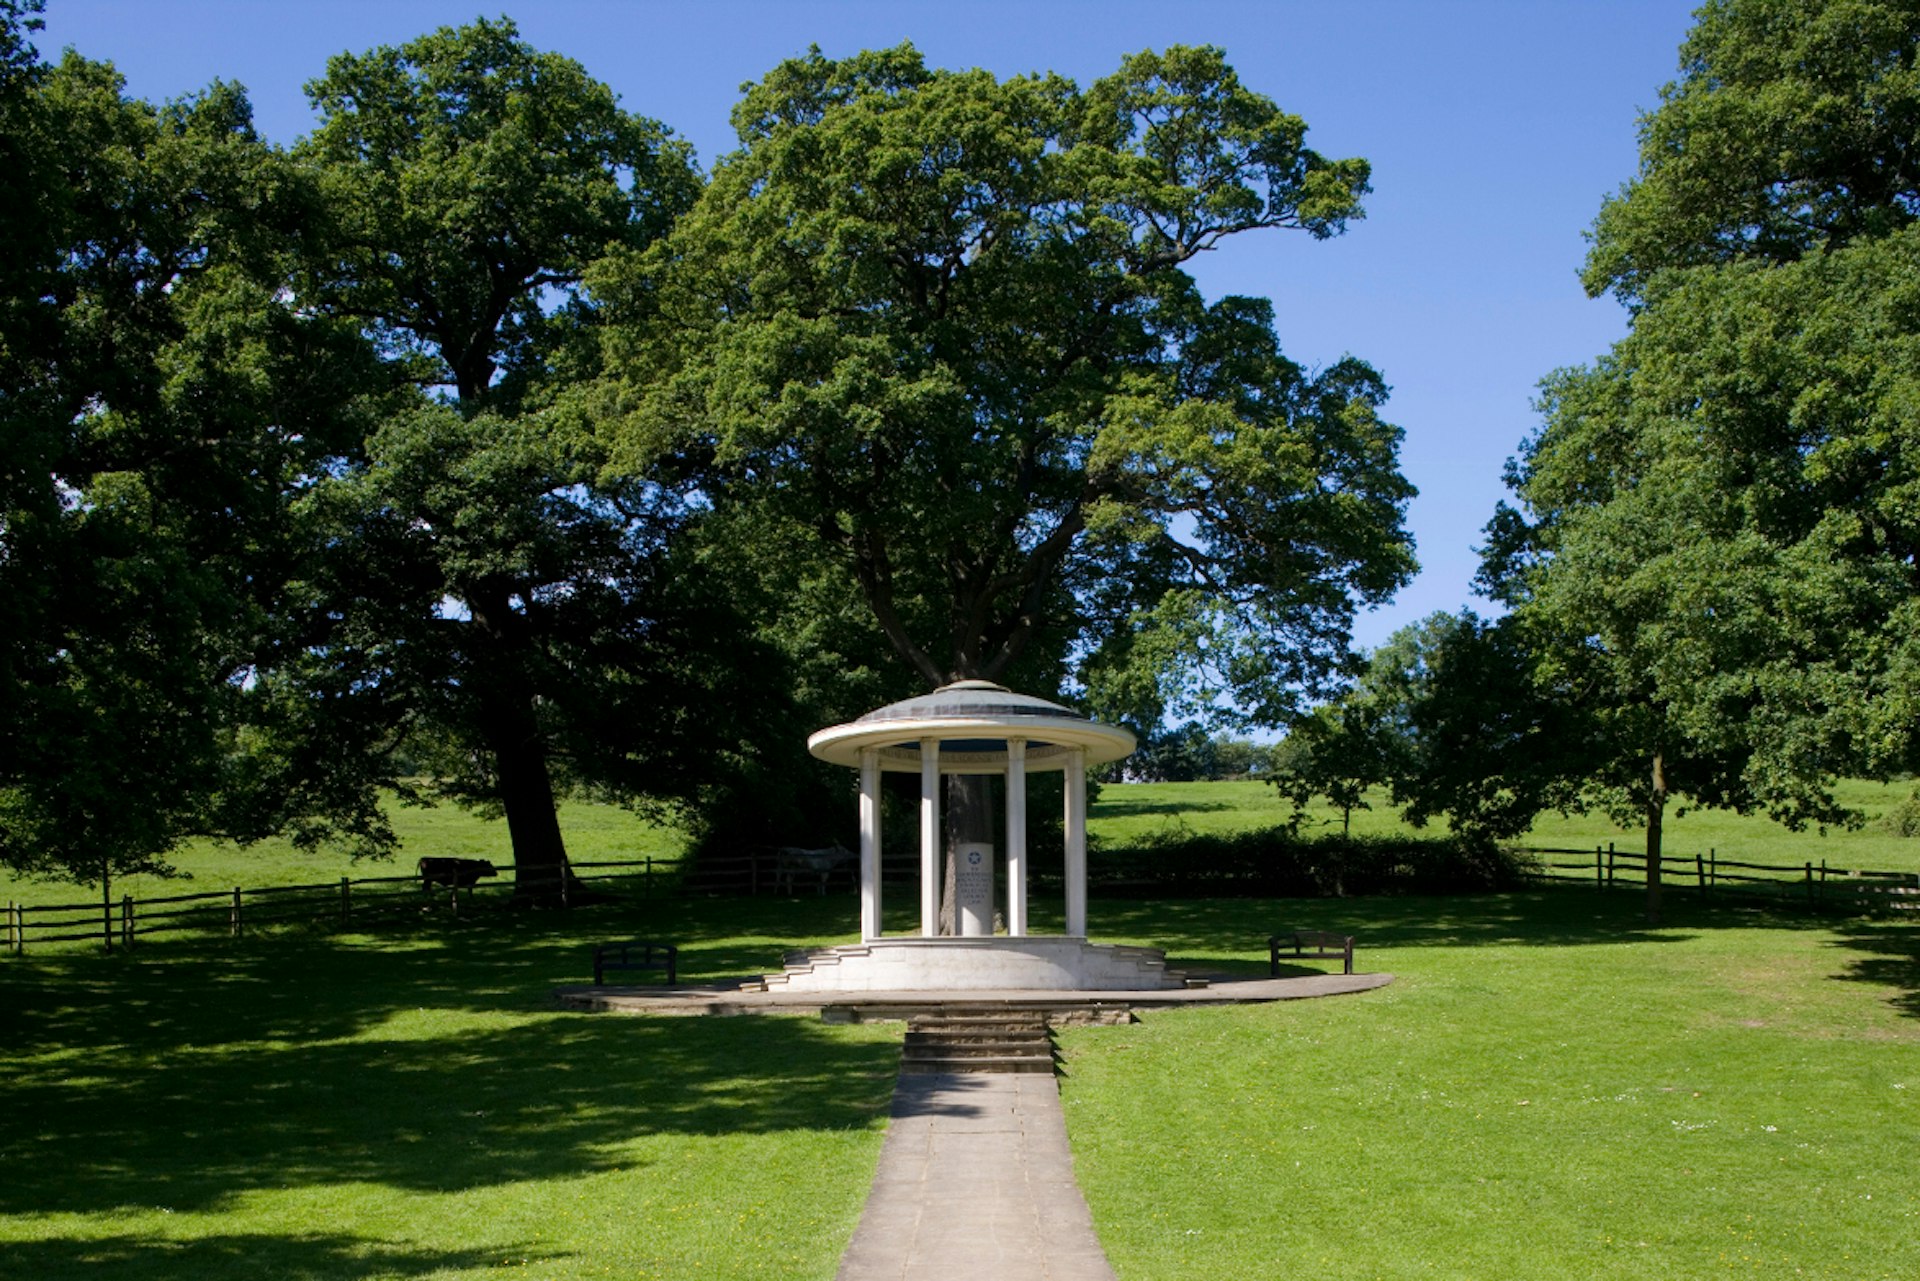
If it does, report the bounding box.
[1696,853,1706,898]
[230,886,243,938]
[340,876,351,926]
[1819,859,1828,907]
[1710,848,1717,892]
[1606,845,1616,888]
[121,894,134,949]
[6,900,14,954]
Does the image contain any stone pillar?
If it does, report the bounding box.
[859,748,881,940]
[920,738,940,938]
[1005,739,1027,937]
[1065,747,1087,937]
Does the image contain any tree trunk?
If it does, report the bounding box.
[481,692,575,902]
[1646,749,1666,926]
[467,588,576,903]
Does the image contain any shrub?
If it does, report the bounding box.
[1059,826,1532,898]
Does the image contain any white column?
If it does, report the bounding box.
[919,738,940,938]
[1005,739,1028,937]
[858,749,881,940]
[1065,747,1087,937]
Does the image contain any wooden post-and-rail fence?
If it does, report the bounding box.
[4,846,883,953]
[3,855,679,955]
[1519,844,1920,912]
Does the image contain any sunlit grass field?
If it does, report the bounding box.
[7,778,1916,911]
[1058,891,1920,1281]
[1097,777,1920,871]
[3,888,1917,1279]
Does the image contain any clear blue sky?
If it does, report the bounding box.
[38,0,1698,651]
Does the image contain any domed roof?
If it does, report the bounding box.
[809,680,1135,773]
[853,679,1090,726]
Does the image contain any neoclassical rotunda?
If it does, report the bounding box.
[758,680,1192,992]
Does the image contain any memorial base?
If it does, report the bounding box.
[750,936,1193,993]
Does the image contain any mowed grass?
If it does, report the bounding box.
[5,881,1919,1278]
[1093,778,1920,872]
[1058,891,1920,1281]
[0,795,687,909]
[0,895,897,1281]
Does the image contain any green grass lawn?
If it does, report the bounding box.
[0,895,894,1281]
[4,887,1917,1278]
[0,795,687,910]
[1094,778,1920,872]
[1058,891,1920,1281]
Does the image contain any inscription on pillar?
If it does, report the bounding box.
[955,841,994,936]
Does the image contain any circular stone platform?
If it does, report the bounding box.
[553,970,1393,1020]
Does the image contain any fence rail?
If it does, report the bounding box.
[4,855,682,954]
[12,838,1919,955]
[1518,843,1920,911]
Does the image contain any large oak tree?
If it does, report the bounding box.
[601,44,1414,917]
[291,19,721,895]
[607,43,1413,720]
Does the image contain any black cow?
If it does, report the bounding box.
[417,857,498,890]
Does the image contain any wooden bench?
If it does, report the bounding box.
[1268,930,1354,976]
[593,940,679,986]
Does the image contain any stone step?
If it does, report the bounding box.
[904,1027,1052,1042]
[903,1043,1054,1062]
[905,1032,1048,1047]
[900,1054,1057,1075]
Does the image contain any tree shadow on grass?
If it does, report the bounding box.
[1087,890,1704,970]
[1,1002,897,1217]
[1824,918,1920,1020]
[0,1234,544,1281]
[2,893,865,1058]
[0,899,901,1221]
[1089,797,1238,820]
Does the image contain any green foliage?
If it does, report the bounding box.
[1464,0,1920,921]
[1587,0,1920,301]
[1088,827,1530,897]
[1500,227,1920,834]
[1880,790,1920,838]
[283,19,744,885]
[604,43,1413,728]
[1126,724,1275,783]
[0,50,386,885]
[298,16,696,409]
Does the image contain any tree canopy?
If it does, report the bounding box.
[1471,0,1920,917]
[604,43,1414,732]
[0,47,384,884]
[1586,0,1920,301]
[285,19,731,893]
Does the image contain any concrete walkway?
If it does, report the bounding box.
[837,1072,1117,1281]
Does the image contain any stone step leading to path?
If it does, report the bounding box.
[836,1072,1119,1281]
[900,1008,1057,1076]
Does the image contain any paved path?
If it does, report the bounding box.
[836,1072,1117,1281]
